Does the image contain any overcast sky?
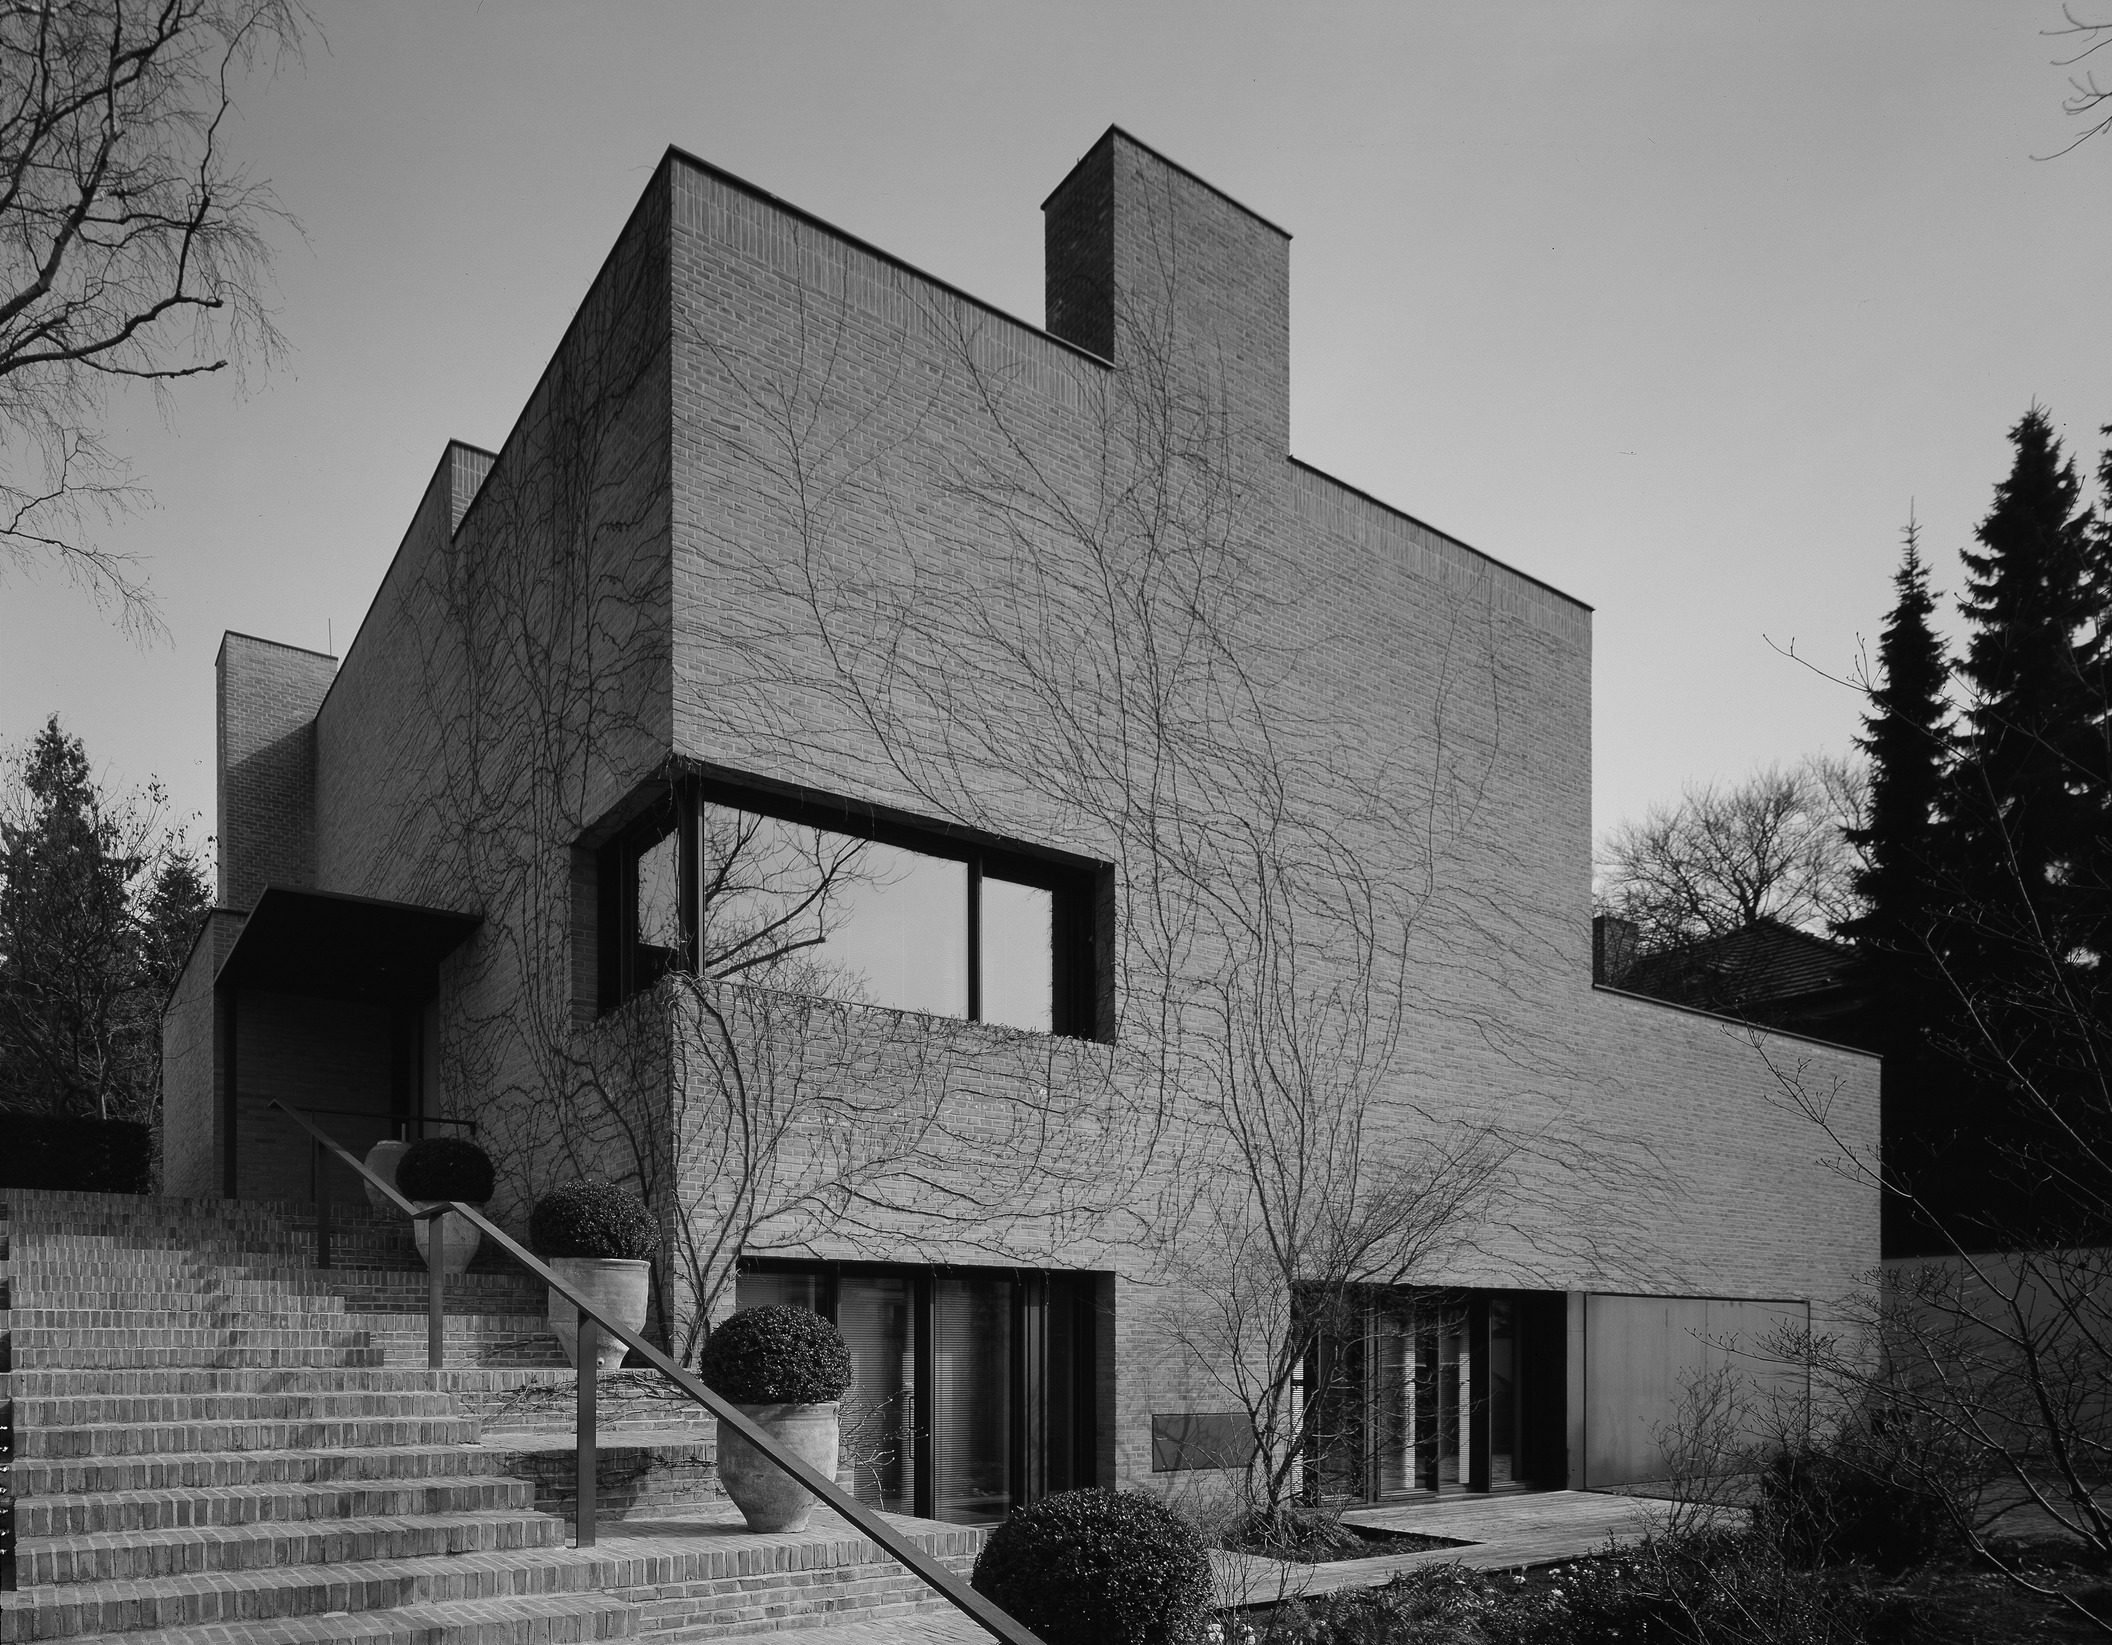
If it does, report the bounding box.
[3,1,2108,870]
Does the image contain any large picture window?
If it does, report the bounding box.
[596,779,1103,1038]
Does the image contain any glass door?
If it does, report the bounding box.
[929,1273,1015,1522]
[733,1261,1095,1524]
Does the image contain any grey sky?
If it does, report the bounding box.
[3,2,2106,867]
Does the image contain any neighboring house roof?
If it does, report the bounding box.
[1611,918,1873,1045]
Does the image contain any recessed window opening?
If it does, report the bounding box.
[597,780,1101,1039]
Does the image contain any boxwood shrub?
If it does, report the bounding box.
[972,1487,1211,1645]
[698,1304,854,1404]
[394,1136,494,1203]
[529,1179,658,1261]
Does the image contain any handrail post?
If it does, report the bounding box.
[314,1137,331,1270]
[576,1318,598,1548]
[427,1209,445,1371]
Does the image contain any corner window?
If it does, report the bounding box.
[596,780,1103,1039]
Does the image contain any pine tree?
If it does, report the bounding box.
[1938,408,2106,1244]
[1841,520,1956,1252]
[0,716,208,1121]
[1947,410,2097,1010]
[1844,518,1950,968]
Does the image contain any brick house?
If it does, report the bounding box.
[162,128,1879,1522]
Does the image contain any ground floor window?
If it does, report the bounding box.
[1308,1287,1568,1503]
[736,1259,1099,1524]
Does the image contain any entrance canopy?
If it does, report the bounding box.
[215,885,481,1003]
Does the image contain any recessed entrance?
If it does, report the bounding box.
[1310,1288,1567,1503]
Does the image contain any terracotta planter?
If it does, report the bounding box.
[412,1206,482,1274]
[363,1139,411,1214]
[717,1402,841,1533]
[547,1256,650,1373]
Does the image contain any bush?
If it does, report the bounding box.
[698,1304,854,1404]
[972,1487,1210,1645]
[1757,1437,1954,1576]
[529,1179,658,1261]
[394,1136,494,1203]
[0,1113,151,1193]
[1220,1501,1368,1562]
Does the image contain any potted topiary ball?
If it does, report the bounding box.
[362,1137,412,1215]
[394,1136,495,1276]
[698,1305,854,1533]
[529,1179,658,1375]
[972,1487,1211,1645]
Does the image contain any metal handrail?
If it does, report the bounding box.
[267,1101,1043,1645]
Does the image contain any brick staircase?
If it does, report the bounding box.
[0,1189,988,1645]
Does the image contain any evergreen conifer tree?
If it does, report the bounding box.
[1940,408,2105,1243]
[0,717,208,1121]
[1949,408,2097,1001]
[1841,520,1956,1250]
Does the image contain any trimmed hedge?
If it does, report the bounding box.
[972,1488,1211,1645]
[529,1179,658,1261]
[395,1136,494,1203]
[698,1305,854,1404]
[0,1113,151,1193]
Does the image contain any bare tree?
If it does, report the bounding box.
[0,0,303,627]
[2048,7,2112,155]
[1597,755,1867,957]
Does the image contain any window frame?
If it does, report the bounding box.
[595,776,1106,1040]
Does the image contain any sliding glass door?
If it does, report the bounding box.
[735,1261,1096,1523]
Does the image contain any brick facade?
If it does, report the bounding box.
[168,127,1880,1501]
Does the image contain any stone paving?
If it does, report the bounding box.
[783,1490,1710,1643]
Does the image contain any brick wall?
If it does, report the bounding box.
[159,908,245,1196]
[650,131,1879,1490]
[245,132,1879,1496]
[217,634,336,909]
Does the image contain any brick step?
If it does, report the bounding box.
[11,1325,375,1351]
[340,1296,550,1313]
[0,1544,615,1642]
[49,1591,639,1645]
[1,1364,572,1396]
[638,1580,972,1641]
[20,1388,467,1425]
[25,1413,481,1459]
[15,1440,523,1497]
[26,1507,572,1585]
[7,1285,347,1310]
[19,1473,542,1537]
[8,1343,387,1368]
[8,1305,354,1329]
[661,1603,978,1645]
[0,1531,983,1645]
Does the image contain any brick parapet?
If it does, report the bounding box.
[215,634,335,910]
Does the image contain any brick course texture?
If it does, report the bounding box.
[185,125,1880,1523]
[2,1188,987,1644]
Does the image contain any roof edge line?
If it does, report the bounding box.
[664,144,1115,371]
[1289,457,1593,614]
[1592,981,1882,1059]
[1040,125,1293,240]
